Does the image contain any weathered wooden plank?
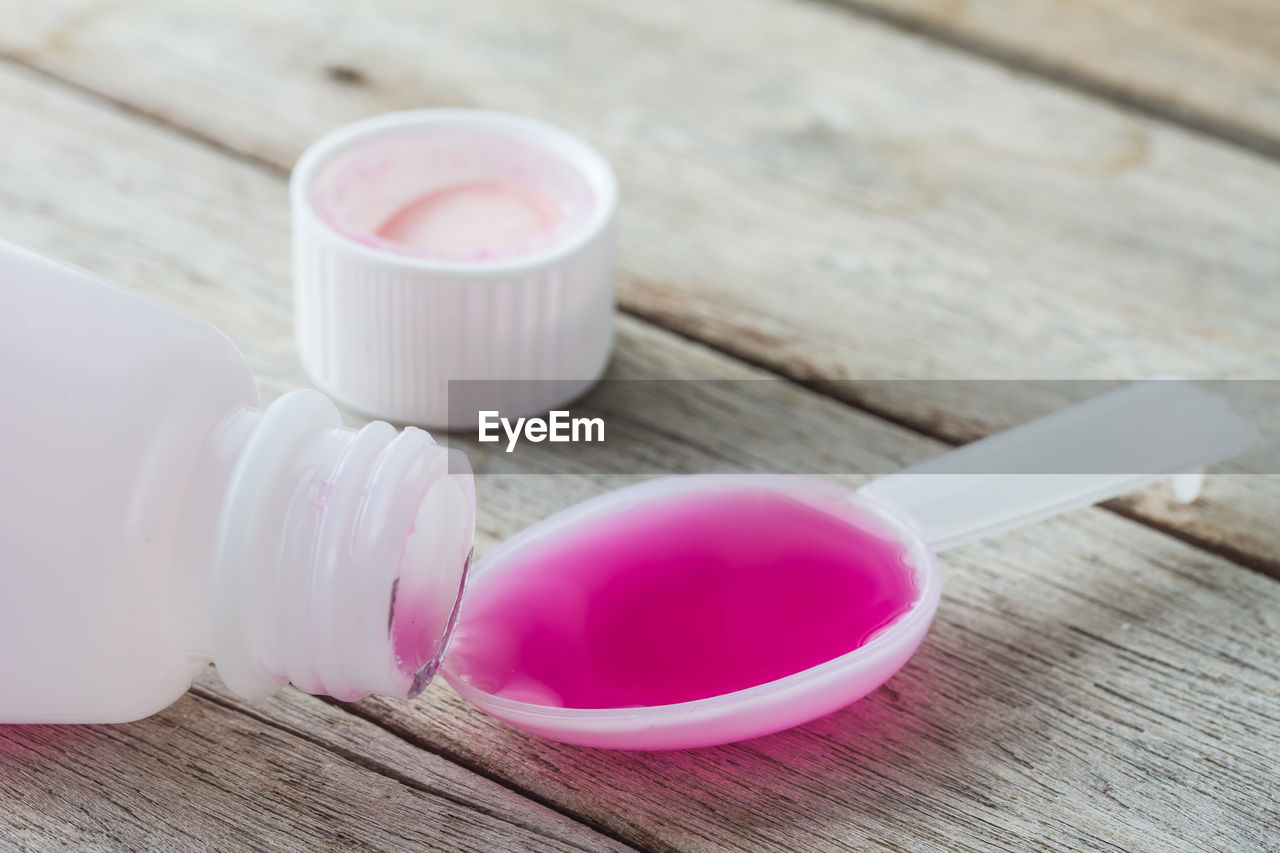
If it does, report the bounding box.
[1,62,1276,852]
[828,0,1280,157]
[1,0,1277,571]
[0,687,633,852]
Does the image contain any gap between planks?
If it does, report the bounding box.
[622,300,1280,582]
[807,0,1280,163]
[190,686,648,853]
[310,694,662,853]
[0,49,1270,586]
[0,681,637,852]
[0,49,286,180]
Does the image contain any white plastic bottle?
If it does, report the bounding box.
[0,242,475,723]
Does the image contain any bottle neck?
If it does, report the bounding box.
[196,390,474,702]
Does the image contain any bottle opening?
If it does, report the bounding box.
[211,392,477,703]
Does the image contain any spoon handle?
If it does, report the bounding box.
[858,380,1254,552]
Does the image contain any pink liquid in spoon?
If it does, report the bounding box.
[448,487,919,709]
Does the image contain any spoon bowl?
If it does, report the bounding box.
[441,474,943,750]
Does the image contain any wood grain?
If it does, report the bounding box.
[827,0,1280,157]
[1,0,1277,571]
[0,687,633,852]
[0,61,1276,851]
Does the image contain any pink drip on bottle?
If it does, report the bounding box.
[390,551,472,695]
[449,488,918,709]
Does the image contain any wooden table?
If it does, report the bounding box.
[1,1,1277,849]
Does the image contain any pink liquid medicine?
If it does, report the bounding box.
[448,486,919,709]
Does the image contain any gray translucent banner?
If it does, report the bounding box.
[439,379,1277,476]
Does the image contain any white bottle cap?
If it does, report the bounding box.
[290,110,617,428]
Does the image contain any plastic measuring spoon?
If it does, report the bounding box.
[441,381,1254,749]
